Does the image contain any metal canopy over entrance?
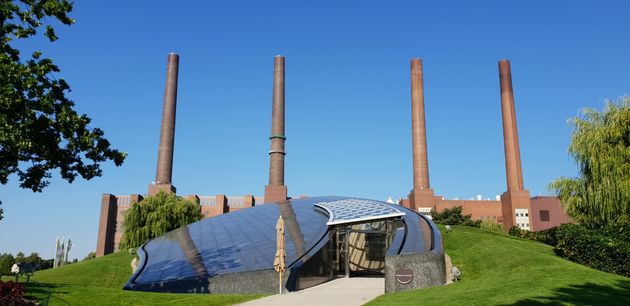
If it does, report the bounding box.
[315,198,406,226]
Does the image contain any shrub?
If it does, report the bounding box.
[0,281,37,305]
[554,224,630,277]
[508,225,523,237]
[431,206,478,227]
[480,220,504,234]
[83,252,96,261]
[461,219,482,228]
[0,281,24,299]
[119,190,202,249]
[530,227,559,246]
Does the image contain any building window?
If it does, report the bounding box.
[366,232,386,261]
[540,210,550,222]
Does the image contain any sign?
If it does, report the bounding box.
[395,268,413,284]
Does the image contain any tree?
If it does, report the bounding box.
[0,1,126,219]
[119,191,203,249]
[14,252,24,263]
[550,97,630,233]
[0,253,15,276]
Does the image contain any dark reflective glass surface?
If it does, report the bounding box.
[124,196,438,292]
[127,196,341,288]
[397,205,430,254]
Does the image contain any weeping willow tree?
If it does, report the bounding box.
[550,96,630,232]
[119,190,202,249]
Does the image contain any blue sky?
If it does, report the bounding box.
[1,0,629,260]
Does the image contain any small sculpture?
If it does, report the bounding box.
[451,266,461,282]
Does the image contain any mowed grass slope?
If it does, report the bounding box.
[22,252,263,306]
[368,226,630,306]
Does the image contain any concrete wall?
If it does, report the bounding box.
[384,250,446,293]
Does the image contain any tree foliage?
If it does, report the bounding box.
[119,191,203,249]
[82,251,95,261]
[0,0,126,218]
[0,253,15,276]
[550,97,630,232]
[430,206,481,227]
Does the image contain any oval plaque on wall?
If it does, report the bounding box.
[395,268,413,284]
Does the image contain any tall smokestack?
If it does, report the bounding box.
[149,53,179,195]
[407,58,434,210]
[499,59,524,191]
[411,58,430,190]
[498,59,531,232]
[264,55,288,203]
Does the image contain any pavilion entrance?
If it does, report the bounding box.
[329,220,397,277]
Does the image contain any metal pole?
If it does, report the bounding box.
[344,229,350,278]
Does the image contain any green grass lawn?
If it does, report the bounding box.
[368,225,630,306]
[7,226,629,305]
[14,252,264,306]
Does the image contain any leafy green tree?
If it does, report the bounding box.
[0,253,15,276]
[550,97,630,233]
[119,191,202,249]
[0,0,126,219]
[14,252,24,263]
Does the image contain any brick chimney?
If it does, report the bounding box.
[149,53,179,195]
[498,59,532,231]
[264,55,288,203]
[407,58,435,211]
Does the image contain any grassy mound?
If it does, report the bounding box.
[368,226,630,305]
[12,226,630,305]
[22,252,263,305]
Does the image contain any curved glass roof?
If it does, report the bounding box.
[124,196,437,292]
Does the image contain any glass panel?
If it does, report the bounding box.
[129,197,333,287]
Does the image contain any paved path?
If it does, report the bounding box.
[236,277,384,306]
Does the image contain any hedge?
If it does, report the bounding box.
[554,224,630,277]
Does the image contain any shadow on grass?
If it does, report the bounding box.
[24,281,68,306]
[502,279,630,306]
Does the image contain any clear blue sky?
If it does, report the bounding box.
[1,0,629,260]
